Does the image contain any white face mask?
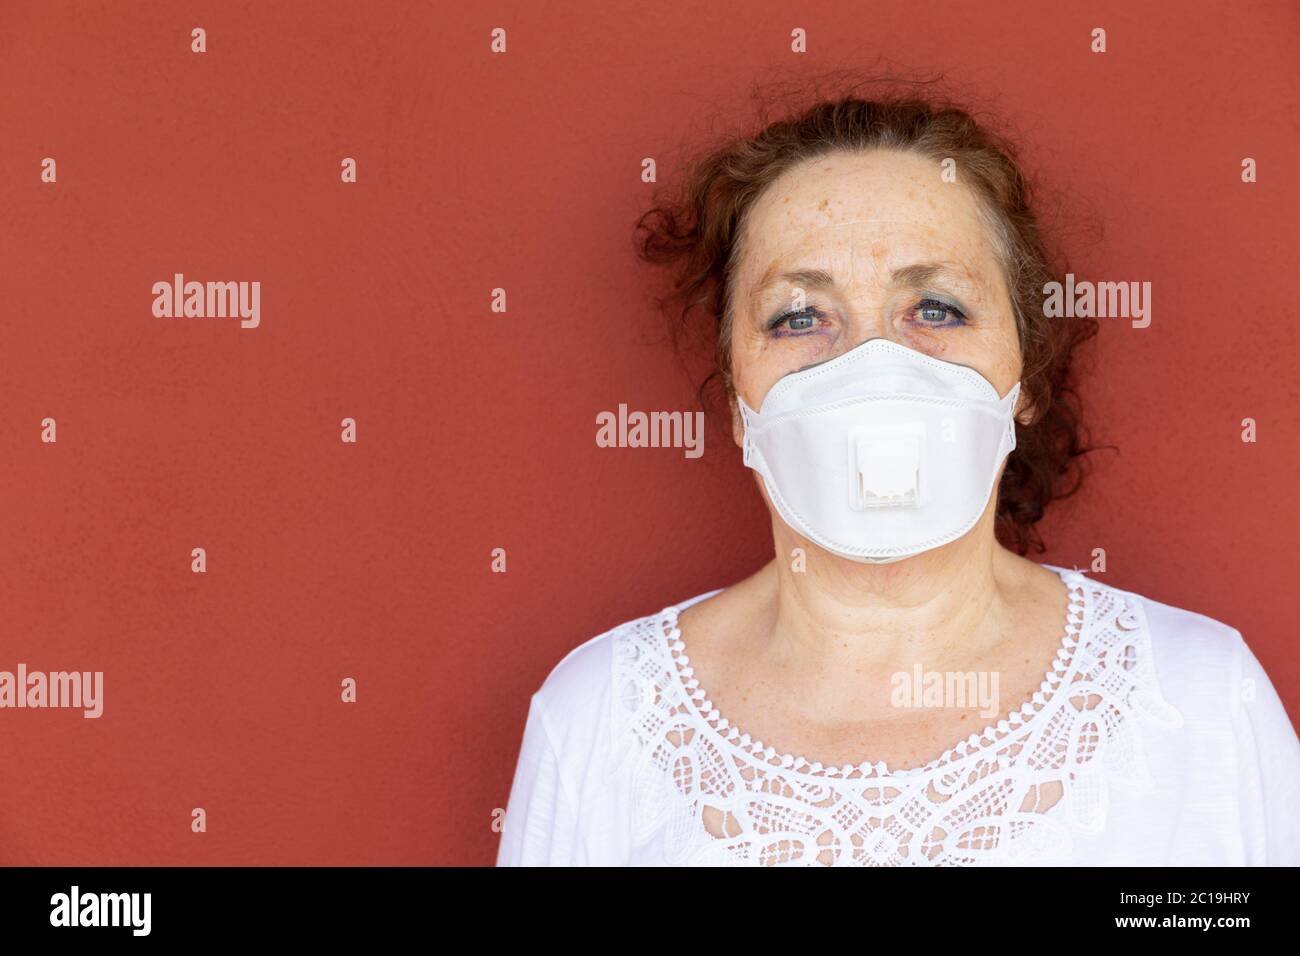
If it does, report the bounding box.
[736,338,1021,564]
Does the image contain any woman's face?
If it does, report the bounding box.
[728,148,1028,449]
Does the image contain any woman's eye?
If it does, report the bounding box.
[911,298,967,326]
[769,307,822,334]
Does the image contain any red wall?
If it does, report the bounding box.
[0,0,1296,865]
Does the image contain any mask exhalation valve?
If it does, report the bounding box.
[849,423,923,510]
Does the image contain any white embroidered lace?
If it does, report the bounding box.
[609,569,1185,866]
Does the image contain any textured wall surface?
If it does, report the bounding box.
[0,0,1295,865]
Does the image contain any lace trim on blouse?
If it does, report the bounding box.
[608,569,1185,866]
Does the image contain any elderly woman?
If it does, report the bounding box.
[496,95,1300,866]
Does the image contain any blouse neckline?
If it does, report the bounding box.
[656,566,1088,781]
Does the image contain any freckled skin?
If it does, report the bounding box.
[727,148,1027,452]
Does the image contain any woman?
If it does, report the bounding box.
[496,93,1300,866]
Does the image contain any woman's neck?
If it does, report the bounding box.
[757,508,1041,711]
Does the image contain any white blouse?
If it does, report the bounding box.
[496,566,1300,866]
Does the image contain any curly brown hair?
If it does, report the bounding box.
[634,78,1101,556]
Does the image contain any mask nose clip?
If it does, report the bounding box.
[849,423,924,510]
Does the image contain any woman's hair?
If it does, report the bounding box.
[634,78,1100,555]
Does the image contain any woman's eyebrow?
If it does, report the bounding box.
[750,261,976,304]
[750,267,837,303]
[890,262,965,288]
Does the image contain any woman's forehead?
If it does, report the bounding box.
[751,149,979,218]
[737,152,996,290]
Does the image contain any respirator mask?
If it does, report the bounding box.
[737,337,1021,563]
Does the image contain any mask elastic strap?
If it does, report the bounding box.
[737,398,760,468]
[1000,382,1022,456]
